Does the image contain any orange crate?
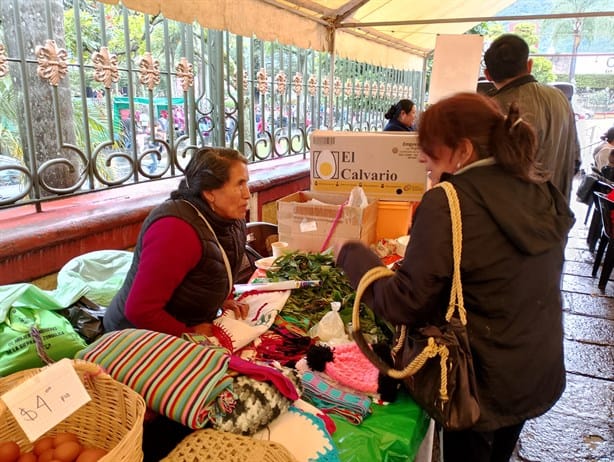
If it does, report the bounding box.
[376,201,415,240]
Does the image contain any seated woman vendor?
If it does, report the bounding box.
[103,147,250,336]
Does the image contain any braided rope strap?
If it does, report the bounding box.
[350,181,464,404]
[440,181,466,325]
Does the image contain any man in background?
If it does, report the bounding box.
[484,34,580,202]
[594,127,614,171]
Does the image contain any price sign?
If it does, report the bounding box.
[0,359,91,441]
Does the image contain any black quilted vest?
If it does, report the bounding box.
[104,198,246,330]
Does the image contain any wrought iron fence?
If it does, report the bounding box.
[0,0,423,210]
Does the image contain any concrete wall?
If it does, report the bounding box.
[0,159,309,286]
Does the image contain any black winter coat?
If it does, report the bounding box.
[337,160,575,431]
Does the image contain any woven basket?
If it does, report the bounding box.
[161,429,298,462]
[0,359,146,462]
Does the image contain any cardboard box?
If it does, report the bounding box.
[310,130,428,201]
[277,190,377,252]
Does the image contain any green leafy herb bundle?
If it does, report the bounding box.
[265,252,391,341]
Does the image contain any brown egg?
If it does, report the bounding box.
[16,452,37,462]
[36,448,56,462]
[0,441,20,462]
[52,441,81,462]
[32,437,54,456]
[75,447,108,462]
[51,434,79,448]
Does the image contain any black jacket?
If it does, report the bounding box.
[338,160,575,431]
[383,119,415,132]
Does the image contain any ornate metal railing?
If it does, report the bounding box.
[0,0,423,210]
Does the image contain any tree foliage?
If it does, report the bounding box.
[0,79,22,161]
[512,23,556,83]
[543,0,614,80]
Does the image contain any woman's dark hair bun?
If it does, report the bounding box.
[384,104,397,120]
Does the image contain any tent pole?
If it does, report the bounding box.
[327,24,335,130]
[421,51,433,110]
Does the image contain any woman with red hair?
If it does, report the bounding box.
[336,92,575,461]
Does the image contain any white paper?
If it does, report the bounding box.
[300,220,318,232]
[0,359,91,441]
[429,34,484,104]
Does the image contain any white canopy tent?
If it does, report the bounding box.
[99,0,522,70]
[97,1,613,70]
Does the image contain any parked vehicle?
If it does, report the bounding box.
[0,154,22,186]
[550,82,574,101]
[548,82,594,121]
[573,105,594,121]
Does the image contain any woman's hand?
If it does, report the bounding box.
[223,299,249,320]
[333,239,349,262]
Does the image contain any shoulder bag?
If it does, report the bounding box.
[576,173,599,204]
[351,181,481,431]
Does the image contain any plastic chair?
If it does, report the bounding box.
[591,192,614,290]
[245,221,278,260]
[586,181,613,252]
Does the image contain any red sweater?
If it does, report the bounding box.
[124,216,201,336]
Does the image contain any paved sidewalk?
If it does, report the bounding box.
[511,183,614,461]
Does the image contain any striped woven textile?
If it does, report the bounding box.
[75,328,233,429]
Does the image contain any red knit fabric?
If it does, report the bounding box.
[607,189,614,230]
[124,216,201,336]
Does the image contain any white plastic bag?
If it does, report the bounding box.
[348,186,368,208]
[308,302,348,343]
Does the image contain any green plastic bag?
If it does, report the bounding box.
[56,250,133,307]
[0,283,88,376]
[330,391,430,462]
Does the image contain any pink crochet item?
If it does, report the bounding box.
[324,342,380,394]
